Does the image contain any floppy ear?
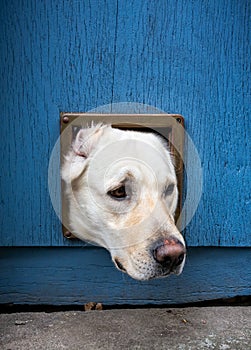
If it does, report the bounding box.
[73,124,107,157]
[62,124,108,183]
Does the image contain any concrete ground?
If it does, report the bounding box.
[0,307,250,350]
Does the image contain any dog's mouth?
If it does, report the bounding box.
[114,258,127,273]
[113,257,183,280]
[88,235,185,280]
[151,266,183,279]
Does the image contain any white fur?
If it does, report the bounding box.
[62,124,186,280]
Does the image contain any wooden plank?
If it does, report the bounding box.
[0,0,250,247]
[0,247,250,305]
[0,0,118,246]
[111,0,251,246]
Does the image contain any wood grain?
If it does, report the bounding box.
[0,0,250,246]
[0,247,250,305]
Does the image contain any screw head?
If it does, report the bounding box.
[64,231,72,238]
[63,116,69,124]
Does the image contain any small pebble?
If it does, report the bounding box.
[15,320,29,326]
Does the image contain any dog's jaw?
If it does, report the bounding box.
[112,253,186,281]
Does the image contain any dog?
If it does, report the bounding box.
[61,124,186,280]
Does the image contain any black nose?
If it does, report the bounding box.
[153,237,186,269]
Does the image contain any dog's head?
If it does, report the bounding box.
[62,124,186,280]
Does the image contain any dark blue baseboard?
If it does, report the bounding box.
[0,247,250,305]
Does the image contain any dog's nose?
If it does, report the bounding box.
[153,237,186,269]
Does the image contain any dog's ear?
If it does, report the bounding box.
[73,124,107,158]
[62,124,109,183]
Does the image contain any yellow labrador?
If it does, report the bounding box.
[62,124,186,280]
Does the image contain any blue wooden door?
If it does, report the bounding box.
[0,0,250,305]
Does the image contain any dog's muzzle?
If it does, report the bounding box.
[113,236,186,280]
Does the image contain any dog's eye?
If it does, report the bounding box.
[108,185,127,200]
[164,184,175,197]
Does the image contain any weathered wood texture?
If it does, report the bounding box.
[0,247,250,305]
[0,0,250,246]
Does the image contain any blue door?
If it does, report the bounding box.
[1,0,250,305]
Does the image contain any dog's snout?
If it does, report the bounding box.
[153,237,186,269]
